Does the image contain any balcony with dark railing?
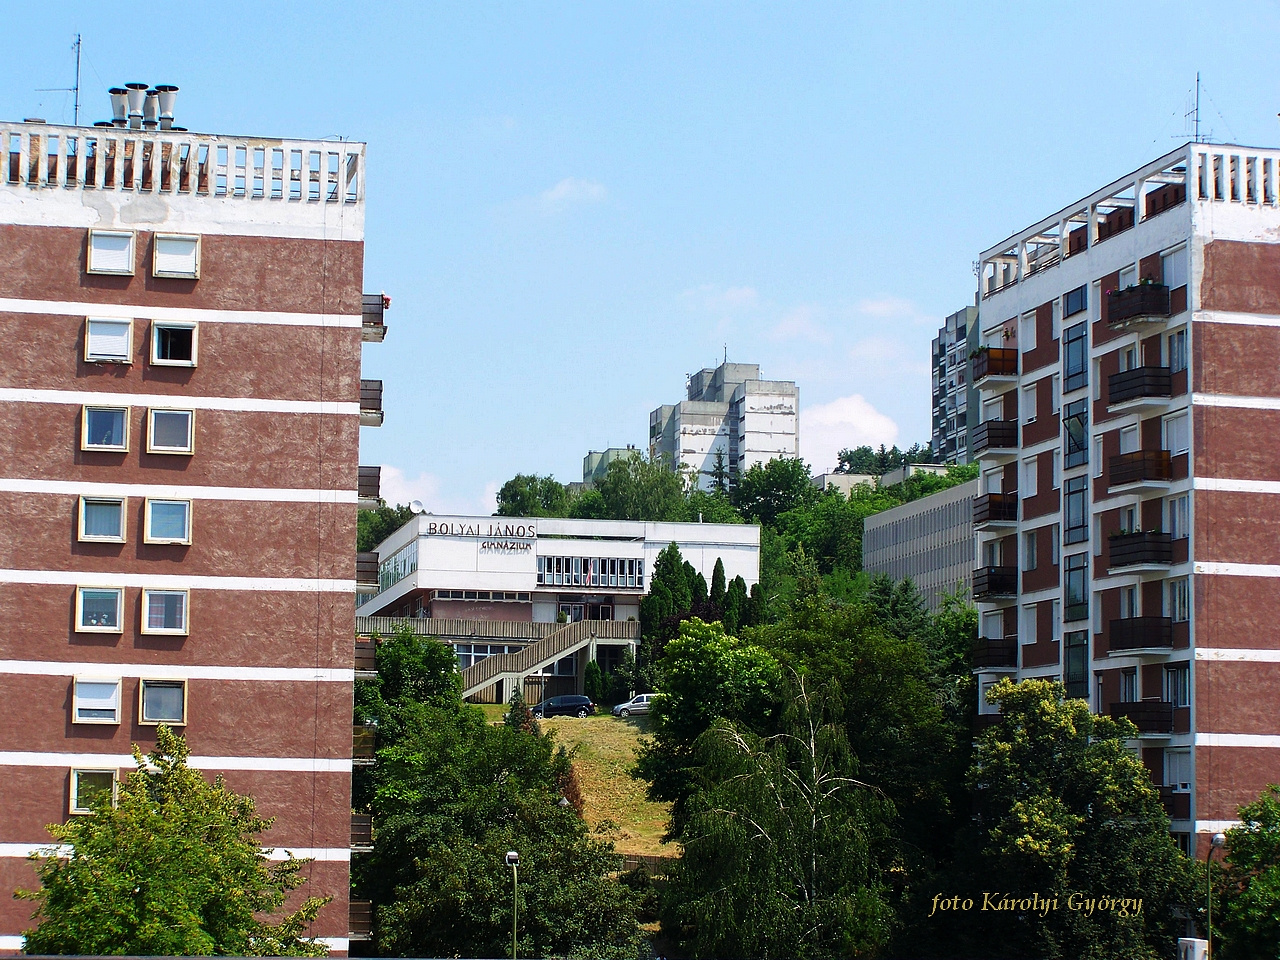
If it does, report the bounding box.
[349,900,373,940]
[1108,366,1172,407]
[972,636,1018,671]
[351,813,373,852]
[1107,283,1171,326]
[359,379,384,427]
[1158,786,1191,820]
[972,566,1018,599]
[1109,450,1172,490]
[355,637,376,676]
[973,347,1018,383]
[973,492,1018,527]
[1108,617,1174,655]
[358,465,382,506]
[362,292,389,343]
[1109,700,1174,735]
[353,724,377,765]
[1108,531,1174,570]
[356,552,380,595]
[972,419,1018,458]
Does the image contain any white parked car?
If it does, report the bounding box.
[612,694,654,718]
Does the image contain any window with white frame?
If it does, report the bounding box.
[73,677,122,724]
[69,769,117,814]
[143,589,189,634]
[1019,311,1037,352]
[147,409,194,455]
[79,496,126,542]
[77,587,123,632]
[1165,747,1191,792]
[1022,384,1038,424]
[84,318,132,363]
[1120,584,1139,619]
[1022,456,1039,497]
[1163,412,1190,455]
[1167,577,1190,622]
[82,406,129,451]
[982,467,1003,494]
[1164,665,1191,711]
[86,230,135,275]
[1167,495,1190,539]
[139,679,187,725]
[1162,247,1188,290]
[981,610,1004,640]
[1119,424,1140,454]
[152,234,201,279]
[151,321,198,366]
[1022,530,1038,571]
[1052,449,1061,489]
[1021,604,1038,644]
[144,499,192,544]
[1166,328,1187,373]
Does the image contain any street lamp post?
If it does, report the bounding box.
[1207,832,1226,960]
[505,850,520,960]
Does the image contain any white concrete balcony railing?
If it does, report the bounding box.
[1,121,364,239]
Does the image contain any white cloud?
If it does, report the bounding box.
[853,295,937,328]
[378,465,496,516]
[540,177,607,206]
[770,304,830,344]
[800,394,900,475]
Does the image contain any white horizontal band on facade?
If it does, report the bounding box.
[1197,310,1280,329]
[318,938,350,950]
[265,847,352,862]
[1194,477,1280,495]
[1195,820,1243,833]
[1194,561,1280,578]
[1196,648,1280,663]
[1193,393,1280,411]
[0,752,353,772]
[1195,733,1280,749]
[0,843,350,862]
[0,937,24,950]
[0,296,361,329]
[0,661,354,683]
[0,477,357,503]
[0,387,358,416]
[0,569,355,593]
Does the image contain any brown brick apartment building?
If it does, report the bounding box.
[0,95,384,952]
[972,143,1280,857]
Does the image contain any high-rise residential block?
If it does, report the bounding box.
[972,142,1280,857]
[0,92,383,953]
[931,304,979,464]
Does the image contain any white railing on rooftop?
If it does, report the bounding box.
[1,122,361,203]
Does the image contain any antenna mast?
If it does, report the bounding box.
[73,34,81,125]
[1195,71,1200,143]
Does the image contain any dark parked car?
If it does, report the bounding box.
[531,694,595,719]
[611,694,654,718]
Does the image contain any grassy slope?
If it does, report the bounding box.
[543,715,674,858]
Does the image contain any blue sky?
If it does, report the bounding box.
[5,2,1280,513]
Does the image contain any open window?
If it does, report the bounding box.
[73,677,122,724]
[76,586,123,633]
[150,321,198,367]
[81,406,130,452]
[152,234,200,279]
[142,589,189,635]
[87,230,135,275]
[84,318,133,363]
[147,409,194,455]
[139,679,187,725]
[70,769,118,814]
[79,496,127,542]
[144,499,192,544]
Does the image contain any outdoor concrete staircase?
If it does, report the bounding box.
[459,619,638,699]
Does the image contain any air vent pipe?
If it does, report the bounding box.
[109,88,128,127]
[155,85,178,129]
[125,83,148,129]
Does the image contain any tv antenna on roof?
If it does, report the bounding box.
[35,34,81,125]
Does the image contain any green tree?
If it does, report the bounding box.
[583,659,606,704]
[634,618,782,835]
[710,449,729,492]
[595,452,687,521]
[920,678,1197,959]
[722,575,749,634]
[1215,784,1280,959]
[357,503,414,553]
[683,487,742,524]
[709,558,727,607]
[359,701,639,959]
[495,473,571,517]
[732,456,815,526]
[668,678,895,959]
[20,727,328,957]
